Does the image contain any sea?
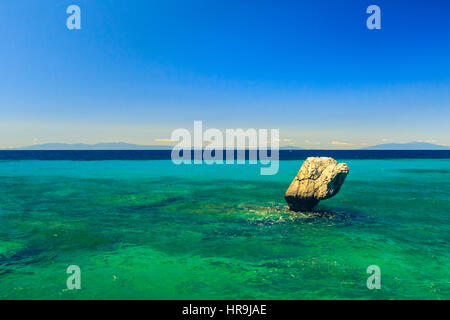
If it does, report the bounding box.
[0,150,449,299]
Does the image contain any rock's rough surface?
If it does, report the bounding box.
[284,157,349,211]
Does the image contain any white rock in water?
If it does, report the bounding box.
[284,157,349,211]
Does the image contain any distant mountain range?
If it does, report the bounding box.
[10,143,173,150]
[279,146,305,150]
[361,142,450,150]
[4,141,449,150]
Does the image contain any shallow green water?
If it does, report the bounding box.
[0,159,449,299]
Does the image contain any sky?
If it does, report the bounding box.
[0,0,449,149]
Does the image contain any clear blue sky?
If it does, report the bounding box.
[0,0,449,148]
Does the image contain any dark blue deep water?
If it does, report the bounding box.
[1,150,449,160]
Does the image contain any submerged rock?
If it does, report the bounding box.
[284,157,349,211]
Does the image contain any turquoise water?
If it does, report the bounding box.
[0,159,449,299]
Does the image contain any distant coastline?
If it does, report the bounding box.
[360,142,450,150]
[3,141,450,151]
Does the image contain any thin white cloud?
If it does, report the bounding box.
[154,138,174,142]
[417,139,437,143]
[331,141,354,146]
[304,139,321,145]
[274,138,292,142]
